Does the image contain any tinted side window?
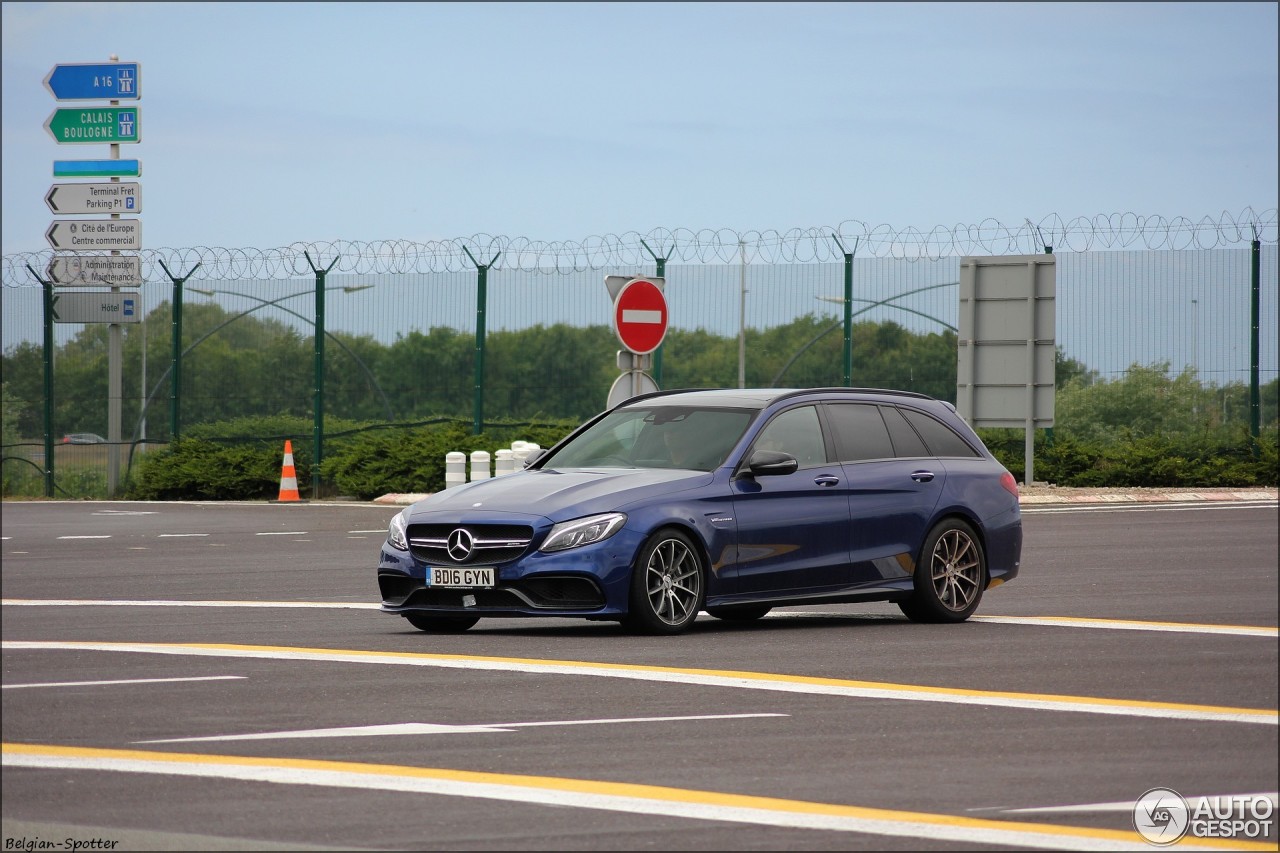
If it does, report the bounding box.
[879,405,930,458]
[751,405,829,468]
[825,403,894,462]
[900,409,980,458]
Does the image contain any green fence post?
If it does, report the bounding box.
[640,239,670,387]
[305,251,339,498]
[463,247,501,435]
[158,260,201,441]
[1249,232,1261,450]
[830,235,857,386]
[26,265,55,497]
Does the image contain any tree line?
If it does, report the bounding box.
[1,299,1275,445]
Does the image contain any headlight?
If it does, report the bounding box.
[386,509,409,551]
[540,512,626,553]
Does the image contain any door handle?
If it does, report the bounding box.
[814,475,840,487]
[910,470,935,483]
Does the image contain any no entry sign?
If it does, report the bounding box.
[613,278,668,355]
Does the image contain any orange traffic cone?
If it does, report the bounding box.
[275,440,304,502]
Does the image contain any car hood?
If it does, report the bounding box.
[406,467,712,522]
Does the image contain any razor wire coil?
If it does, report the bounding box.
[4,208,1275,286]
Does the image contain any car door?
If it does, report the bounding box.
[728,404,852,595]
[825,403,945,587]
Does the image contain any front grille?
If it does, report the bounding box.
[407,523,534,566]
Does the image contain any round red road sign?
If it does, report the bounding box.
[613,278,668,355]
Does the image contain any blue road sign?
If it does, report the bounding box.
[43,62,140,101]
[53,159,141,178]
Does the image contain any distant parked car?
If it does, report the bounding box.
[62,433,106,444]
[378,387,1023,635]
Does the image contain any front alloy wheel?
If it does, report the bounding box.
[899,519,986,623]
[625,529,705,635]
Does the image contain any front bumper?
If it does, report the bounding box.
[377,527,646,619]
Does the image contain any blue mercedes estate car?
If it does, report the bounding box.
[378,388,1022,634]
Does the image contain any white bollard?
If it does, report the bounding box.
[494,449,515,476]
[511,441,537,468]
[444,452,466,489]
[470,450,491,481]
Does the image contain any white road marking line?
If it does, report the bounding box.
[158,533,209,538]
[4,641,1274,726]
[349,529,386,534]
[139,713,789,743]
[56,535,111,540]
[4,675,244,690]
[1022,501,1276,514]
[1,599,379,609]
[767,610,1278,638]
[970,615,1277,637]
[4,744,1266,851]
[3,599,1275,641]
[255,531,307,536]
[988,792,1278,815]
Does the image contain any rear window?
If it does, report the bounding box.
[899,408,980,458]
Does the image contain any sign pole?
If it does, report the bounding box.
[106,67,123,496]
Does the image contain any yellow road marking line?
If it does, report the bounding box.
[4,743,1271,851]
[5,641,1275,725]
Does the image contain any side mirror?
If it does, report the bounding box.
[745,450,798,477]
[523,448,546,468]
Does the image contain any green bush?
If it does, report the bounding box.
[125,416,578,501]
[982,426,1277,487]
[127,436,295,500]
[320,419,576,499]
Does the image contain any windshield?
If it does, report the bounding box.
[543,405,756,471]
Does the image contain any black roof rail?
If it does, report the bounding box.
[609,386,939,412]
[773,387,938,403]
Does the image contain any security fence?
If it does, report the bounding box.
[2,212,1276,497]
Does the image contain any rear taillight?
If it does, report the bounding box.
[1000,471,1019,497]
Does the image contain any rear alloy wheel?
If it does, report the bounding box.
[706,604,772,622]
[403,613,480,633]
[898,519,986,623]
[624,529,705,635]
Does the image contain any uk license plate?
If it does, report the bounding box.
[429,567,495,588]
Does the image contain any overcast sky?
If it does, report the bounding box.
[2,1,1276,255]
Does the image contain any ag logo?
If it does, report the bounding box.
[1133,787,1190,846]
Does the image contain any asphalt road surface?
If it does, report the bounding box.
[3,498,1277,851]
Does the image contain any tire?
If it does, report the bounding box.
[623,529,706,635]
[898,518,986,623]
[403,612,480,633]
[706,604,772,622]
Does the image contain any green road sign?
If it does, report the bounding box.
[44,106,140,144]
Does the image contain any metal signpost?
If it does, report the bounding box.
[956,255,1057,484]
[53,159,141,178]
[605,276,667,407]
[46,219,141,251]
[50,291,142,324]
[42,56,143,496]
[44,106,140,144]
[43,61,140,100]
[46,255,142,287]
[46,182,141,214]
